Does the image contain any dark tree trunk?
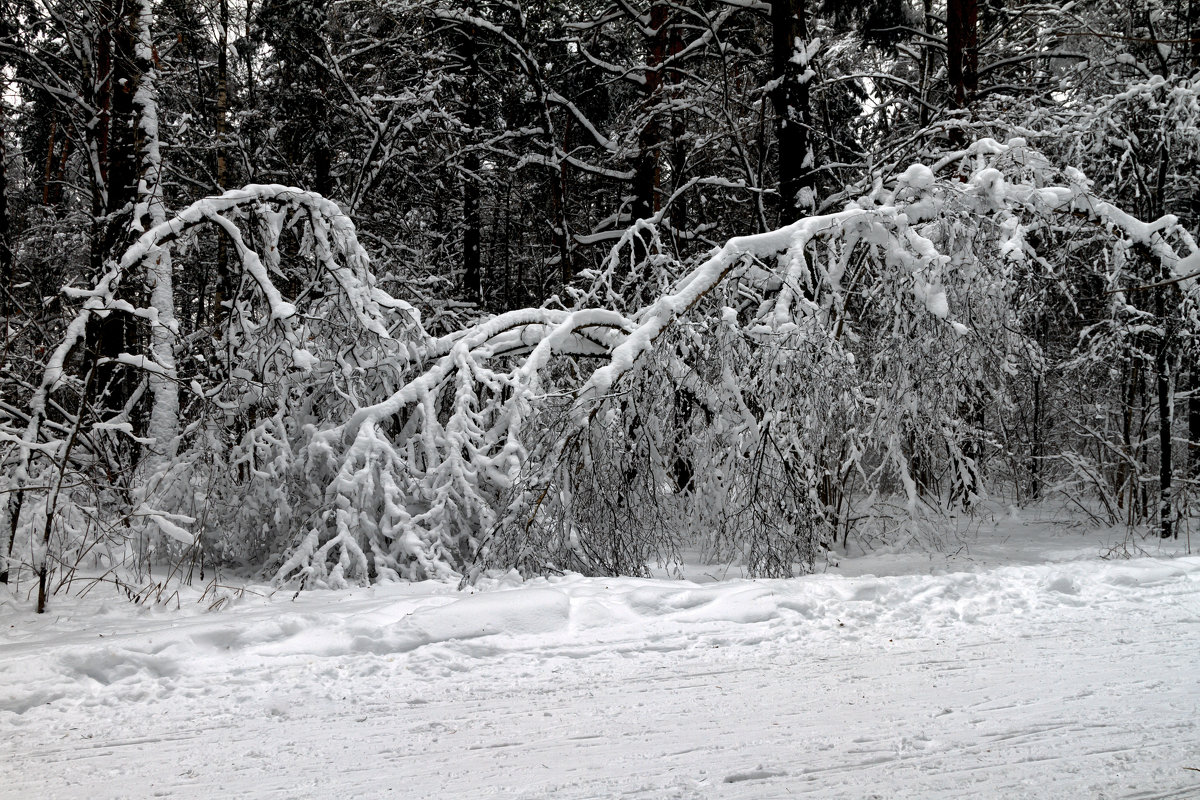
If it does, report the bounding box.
[460,19,483,302]
[1156,282,1175,539]
[946,0,978,108]
[550,157,571,288]
[919,0,934,128]
[106,7,139,226]
[1030,375,1043,500]
[945,0,978,144]
[632,1,669,237]
[313,139,334,198]
[1116,350,1139,516]
[770,0,815,223]
[667,18,687,242]
[0,75,10,317]
[42,120,57,206]
[1189,360,1200,476]
[1191,0,1200,69]
[0,53,12,583]
[89,2,141,416]
[213,0,231,325]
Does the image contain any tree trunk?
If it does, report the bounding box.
[945,0,978,144]
[0,75,10,317]
[133,0,178,451]
[770,0,815,223]
[1191,0,1200,69]
[42,120,58,206]
[1155,282,1175,539]
[918,0,934,128]
[667,17,687,243]
[1030,374,1043,500]
[946,0,978,108]
[243,0,258,179]
[106,7,139,228]
[1117,352,1136,513]
[131,0,182,569]
[0,52,14,585]
[460,18,483,302]
[213,0,231,324]
[1189,360,1200,477]
[88,0,140,417]
[93,7,113,221]
[632,0,669,242]
[1,490,22,585]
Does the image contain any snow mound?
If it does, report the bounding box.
[354,588,572,655]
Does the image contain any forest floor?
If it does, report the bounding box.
[1,508,1198,799]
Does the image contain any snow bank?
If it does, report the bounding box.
[4,555,1196,700]
[2,527,1198,799]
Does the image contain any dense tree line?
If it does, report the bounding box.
[0,0,1198,606]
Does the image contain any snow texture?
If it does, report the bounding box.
[2,518,1197,798]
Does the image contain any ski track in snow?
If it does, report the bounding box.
[2,533,1200,799]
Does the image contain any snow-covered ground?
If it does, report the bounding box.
[2,512,1199,799]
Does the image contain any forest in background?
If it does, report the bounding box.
[0,0,1198,610]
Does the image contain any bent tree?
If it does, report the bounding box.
[4,135,1198,605]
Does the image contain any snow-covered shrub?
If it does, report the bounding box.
[0,185,425,593]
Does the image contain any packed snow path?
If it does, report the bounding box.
[2,536,1199,798]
